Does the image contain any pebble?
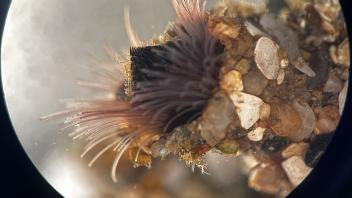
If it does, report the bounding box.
[220,70,244,93]
[262,136,290,153]
[281,142,309,159]
[244,67,269,96]
[315,105,340,134]
[323,73,343,93]
[230,92,264,129]
[269,102,303,141]
[305,134,333,167]
[259,103,271,121]
[216,139,239,155]
[200,91,236,146]
[331,39,350,67]
[292,100,315,141]
[279,48,290,69]
[339,81,348,115]
[254,37,280,80]
[282,156,312,187]
[337,39,350,67]
[249,164,292,195]
[248,127,266,142]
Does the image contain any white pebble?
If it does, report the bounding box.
[230,92,264,129]
[282,156,312,187]
[255,37,280,80]
[247,127,266,142]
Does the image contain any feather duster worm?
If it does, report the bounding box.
[42,0,224,182]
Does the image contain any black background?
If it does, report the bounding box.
[1,0,352,197]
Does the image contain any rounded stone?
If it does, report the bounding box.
[269,102,303,141]
[254,37,280,80]
[244,67,269,96]
[249,164,292,195]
